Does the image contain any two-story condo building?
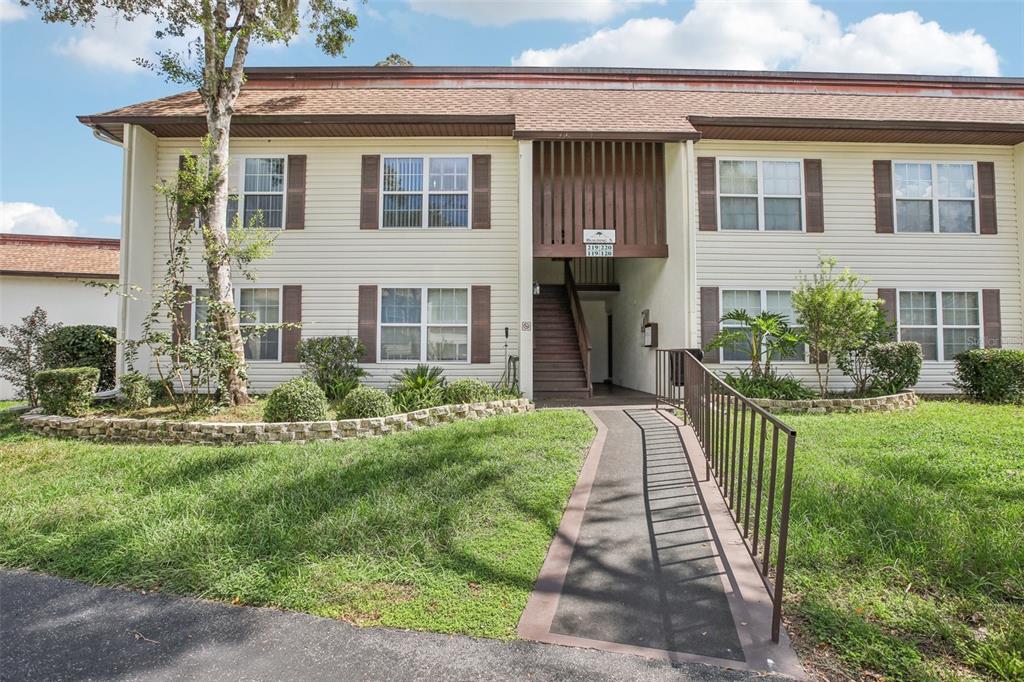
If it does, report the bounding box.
[79,67,1024,399]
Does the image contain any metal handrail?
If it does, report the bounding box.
[655,348,796,644]
[564,260,593,398]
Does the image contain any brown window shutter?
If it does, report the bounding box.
[285,155,306,230]
[358,285,378,363]
[804,159,824,232]
[877,288,898,339]
[982,289,1001,348]
[471,285,491,364]
[472,154,491,230]
[360,155,380,230]
[172,285,193,346]
[700,286,720,363]
[977,161,997,234]
[697,157,717,231]
[281,285,302,362]
[176,155,193,231]
[813,350,828,365]
[873,161,894,233]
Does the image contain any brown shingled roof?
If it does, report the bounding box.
[78,66,1024,145]
[0,234,120,279]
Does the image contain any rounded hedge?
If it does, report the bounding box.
[41,325,116,390]
[442,378,496,405]
[953,348,1024,404]
[263,377,330,423]
[339,385,395,419]
[35,366,100,416]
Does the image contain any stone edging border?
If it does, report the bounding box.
[19,398,533,446]
[751,390,917,414]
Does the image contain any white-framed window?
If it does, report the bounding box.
[227,156,287,229]
[380,156,471,229]
[379,287,470,362]
[193,286,281,362]
[897,290,981,361]
[718,159,803,231]
[720,289,806,363]
[893,161,977,234]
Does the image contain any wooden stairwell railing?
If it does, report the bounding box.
[564,260,593,398]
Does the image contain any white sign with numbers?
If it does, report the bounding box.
[586,243,614,257]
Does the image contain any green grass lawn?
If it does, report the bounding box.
[784,400,1024,681]
[0,409,595,638]
[0,400,25,410]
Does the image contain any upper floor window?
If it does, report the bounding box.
[720,289,805,362]
[719,159,803,231]
[194,286,281,361]
[379,287,469,362]
[898,290,980,361]
[228,157,286,229]
[893,162,976,234]
[381,156,470,228]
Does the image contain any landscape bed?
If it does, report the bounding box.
[0,408,596,638]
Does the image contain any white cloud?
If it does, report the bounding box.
[1,202,79,236]
[54,11,160,73]
[409,0,663,26]
[512,0,999,76]
[0,0,28,22]
[100,214,121,227]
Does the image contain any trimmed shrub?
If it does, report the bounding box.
[263,377,330,423]
[953,349,1024,404]
[40,325,116,390]
[443,378,496,405]
[339,385,395,419]
[867,342,923,395]
[119,371,153,410]
[723,369,816,400]
[297,336,367,400]
[391,384,445,413]
[35,367,100,416]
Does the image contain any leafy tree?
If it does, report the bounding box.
[0,307,59,406]
[834,308,894,396]
[793,256,882,395]
[27,0,360,404]
[706,310,802,379]
[376,53,412,66]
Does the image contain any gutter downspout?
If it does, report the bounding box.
[685,139,699,348]
[93,127,123,148]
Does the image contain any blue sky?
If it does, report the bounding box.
[1,0,1022,239]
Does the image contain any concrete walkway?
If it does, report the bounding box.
[519,407,804,679]
[1,570,774,681]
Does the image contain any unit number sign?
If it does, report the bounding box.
[586,243,614,258]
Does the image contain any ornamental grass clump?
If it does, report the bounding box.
[339,386,395,419]
[263,377,330,423]
[35,367,100,417]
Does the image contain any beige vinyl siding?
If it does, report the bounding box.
[694,140,1021,393]
[149,138,519,393]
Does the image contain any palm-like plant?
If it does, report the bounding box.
[707,310,804,378]
[391,364,446,391]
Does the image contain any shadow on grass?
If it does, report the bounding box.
[2,413,592,620]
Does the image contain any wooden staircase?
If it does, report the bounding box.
[534,284,592,398]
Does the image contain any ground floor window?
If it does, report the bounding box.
[193,286,281,361]
[898,290,980,361]
[379,287,469,362]
[720,289,805,363]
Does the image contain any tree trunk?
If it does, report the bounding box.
[204,117,250,405]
